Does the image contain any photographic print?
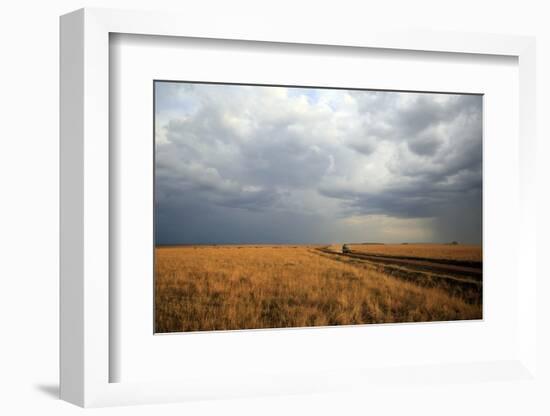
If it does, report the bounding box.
[154,81,482,333]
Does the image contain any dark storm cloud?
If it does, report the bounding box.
[155,83,482,244]
[321,177,481,220]
[407,133,443,156]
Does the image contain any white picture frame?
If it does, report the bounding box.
[60,7,538,408]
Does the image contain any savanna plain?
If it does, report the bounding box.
[155,243,482,332]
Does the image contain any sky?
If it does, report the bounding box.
[154,82,482,245]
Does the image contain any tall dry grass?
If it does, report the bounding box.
[350,244,482,262]
[155,245,482,332]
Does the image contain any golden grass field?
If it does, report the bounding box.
[155,244,482,332]
[349,243,482,262]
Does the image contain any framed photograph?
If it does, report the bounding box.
[60,8,538,408]
[152,80,484,334]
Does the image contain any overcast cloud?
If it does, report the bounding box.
[155,82,482,245]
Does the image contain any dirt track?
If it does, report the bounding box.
[317,247,482,281]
